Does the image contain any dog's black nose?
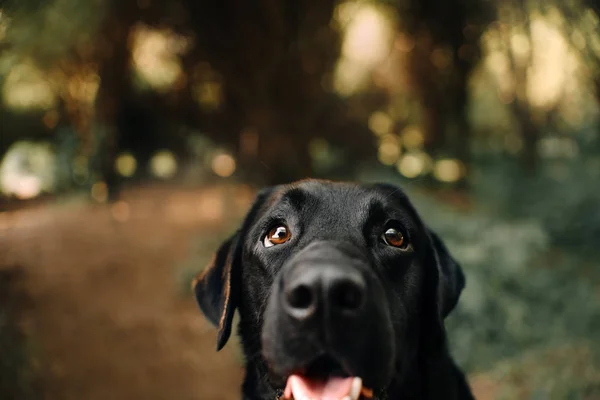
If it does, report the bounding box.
[284,264,366,320]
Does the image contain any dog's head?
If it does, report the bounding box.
[193,180,465,399]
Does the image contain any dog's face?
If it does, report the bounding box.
[193,180,465,400]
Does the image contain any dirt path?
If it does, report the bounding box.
[1,184,254,400]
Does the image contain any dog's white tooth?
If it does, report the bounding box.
[342,396,351,400]
[350,377,362,400]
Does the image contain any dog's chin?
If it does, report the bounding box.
[277,354,375,400]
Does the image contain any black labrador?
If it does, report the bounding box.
[193,180,473,400]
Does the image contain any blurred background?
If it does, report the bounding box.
[1,0,599,398]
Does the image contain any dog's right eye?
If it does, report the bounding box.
[382,228,405,247]
[380,223,411,250]
[264,224,292,247]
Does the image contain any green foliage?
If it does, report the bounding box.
[359,168,600,396]
[423,194,600,397]
[2,0,106,65]
[472,154,600,256]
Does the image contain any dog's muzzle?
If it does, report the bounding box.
[262,241,395,400]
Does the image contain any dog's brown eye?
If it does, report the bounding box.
[264,225,291,247]
[382,228,405,248]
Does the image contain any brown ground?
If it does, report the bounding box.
[0,184,496,400]
[1,184,255,400]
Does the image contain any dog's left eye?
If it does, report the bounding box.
[381,227,407,248]
[264,224,292,247]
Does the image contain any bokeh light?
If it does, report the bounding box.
[368,111,394,136]
[211,153,236,178]
[377,134,401,166]
[2,62,56,111]
[130,24,190,92]
[150,150,178,179]
[90,181,108,203]
[0,141,56,199]
[397,153,426,178]
[115,153,137,178]
[337,2,395,66]
[526,12,579,110]
[333,1,396,96]
[433,159,464,183]
[400,126,425,150]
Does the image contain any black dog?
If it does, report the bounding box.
[193,180,473,400]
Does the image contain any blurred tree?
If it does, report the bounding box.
[557,0,600,106]
[1,0,600,194]
[181,0,365,184]
[501,0,543,171]
[396,0,496,175]
[1,0,381,190]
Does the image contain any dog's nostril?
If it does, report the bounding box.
[331,280,364,312]
[287,284,313,310]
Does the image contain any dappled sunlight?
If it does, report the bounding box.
[526,11,579,110]
[333,1,397,96]
[397,151,430,179]
[400,126,425,150]
[210,152,236,178]
[337,2,395,65]
[65,67,100,105]
[350,1,600,183]
[368,111,394,136]
[115,152,137,178]
[377,134,401,166]
[0,141,56,199]
[2,62,56,111]
[433,159,465,183]
[477,4,597,129]
[130,24,190,92]
[150,150,178,179]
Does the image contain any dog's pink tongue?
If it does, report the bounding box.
[284,375,354,400]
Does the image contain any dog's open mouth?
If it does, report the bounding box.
[282,355,373,400]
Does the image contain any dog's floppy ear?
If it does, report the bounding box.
[427,228,465,319]
[192,232,240,351]
[192,187,274,351]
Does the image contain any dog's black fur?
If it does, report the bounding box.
[193,180,474,400]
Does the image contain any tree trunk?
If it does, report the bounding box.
[92,2,137,201]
